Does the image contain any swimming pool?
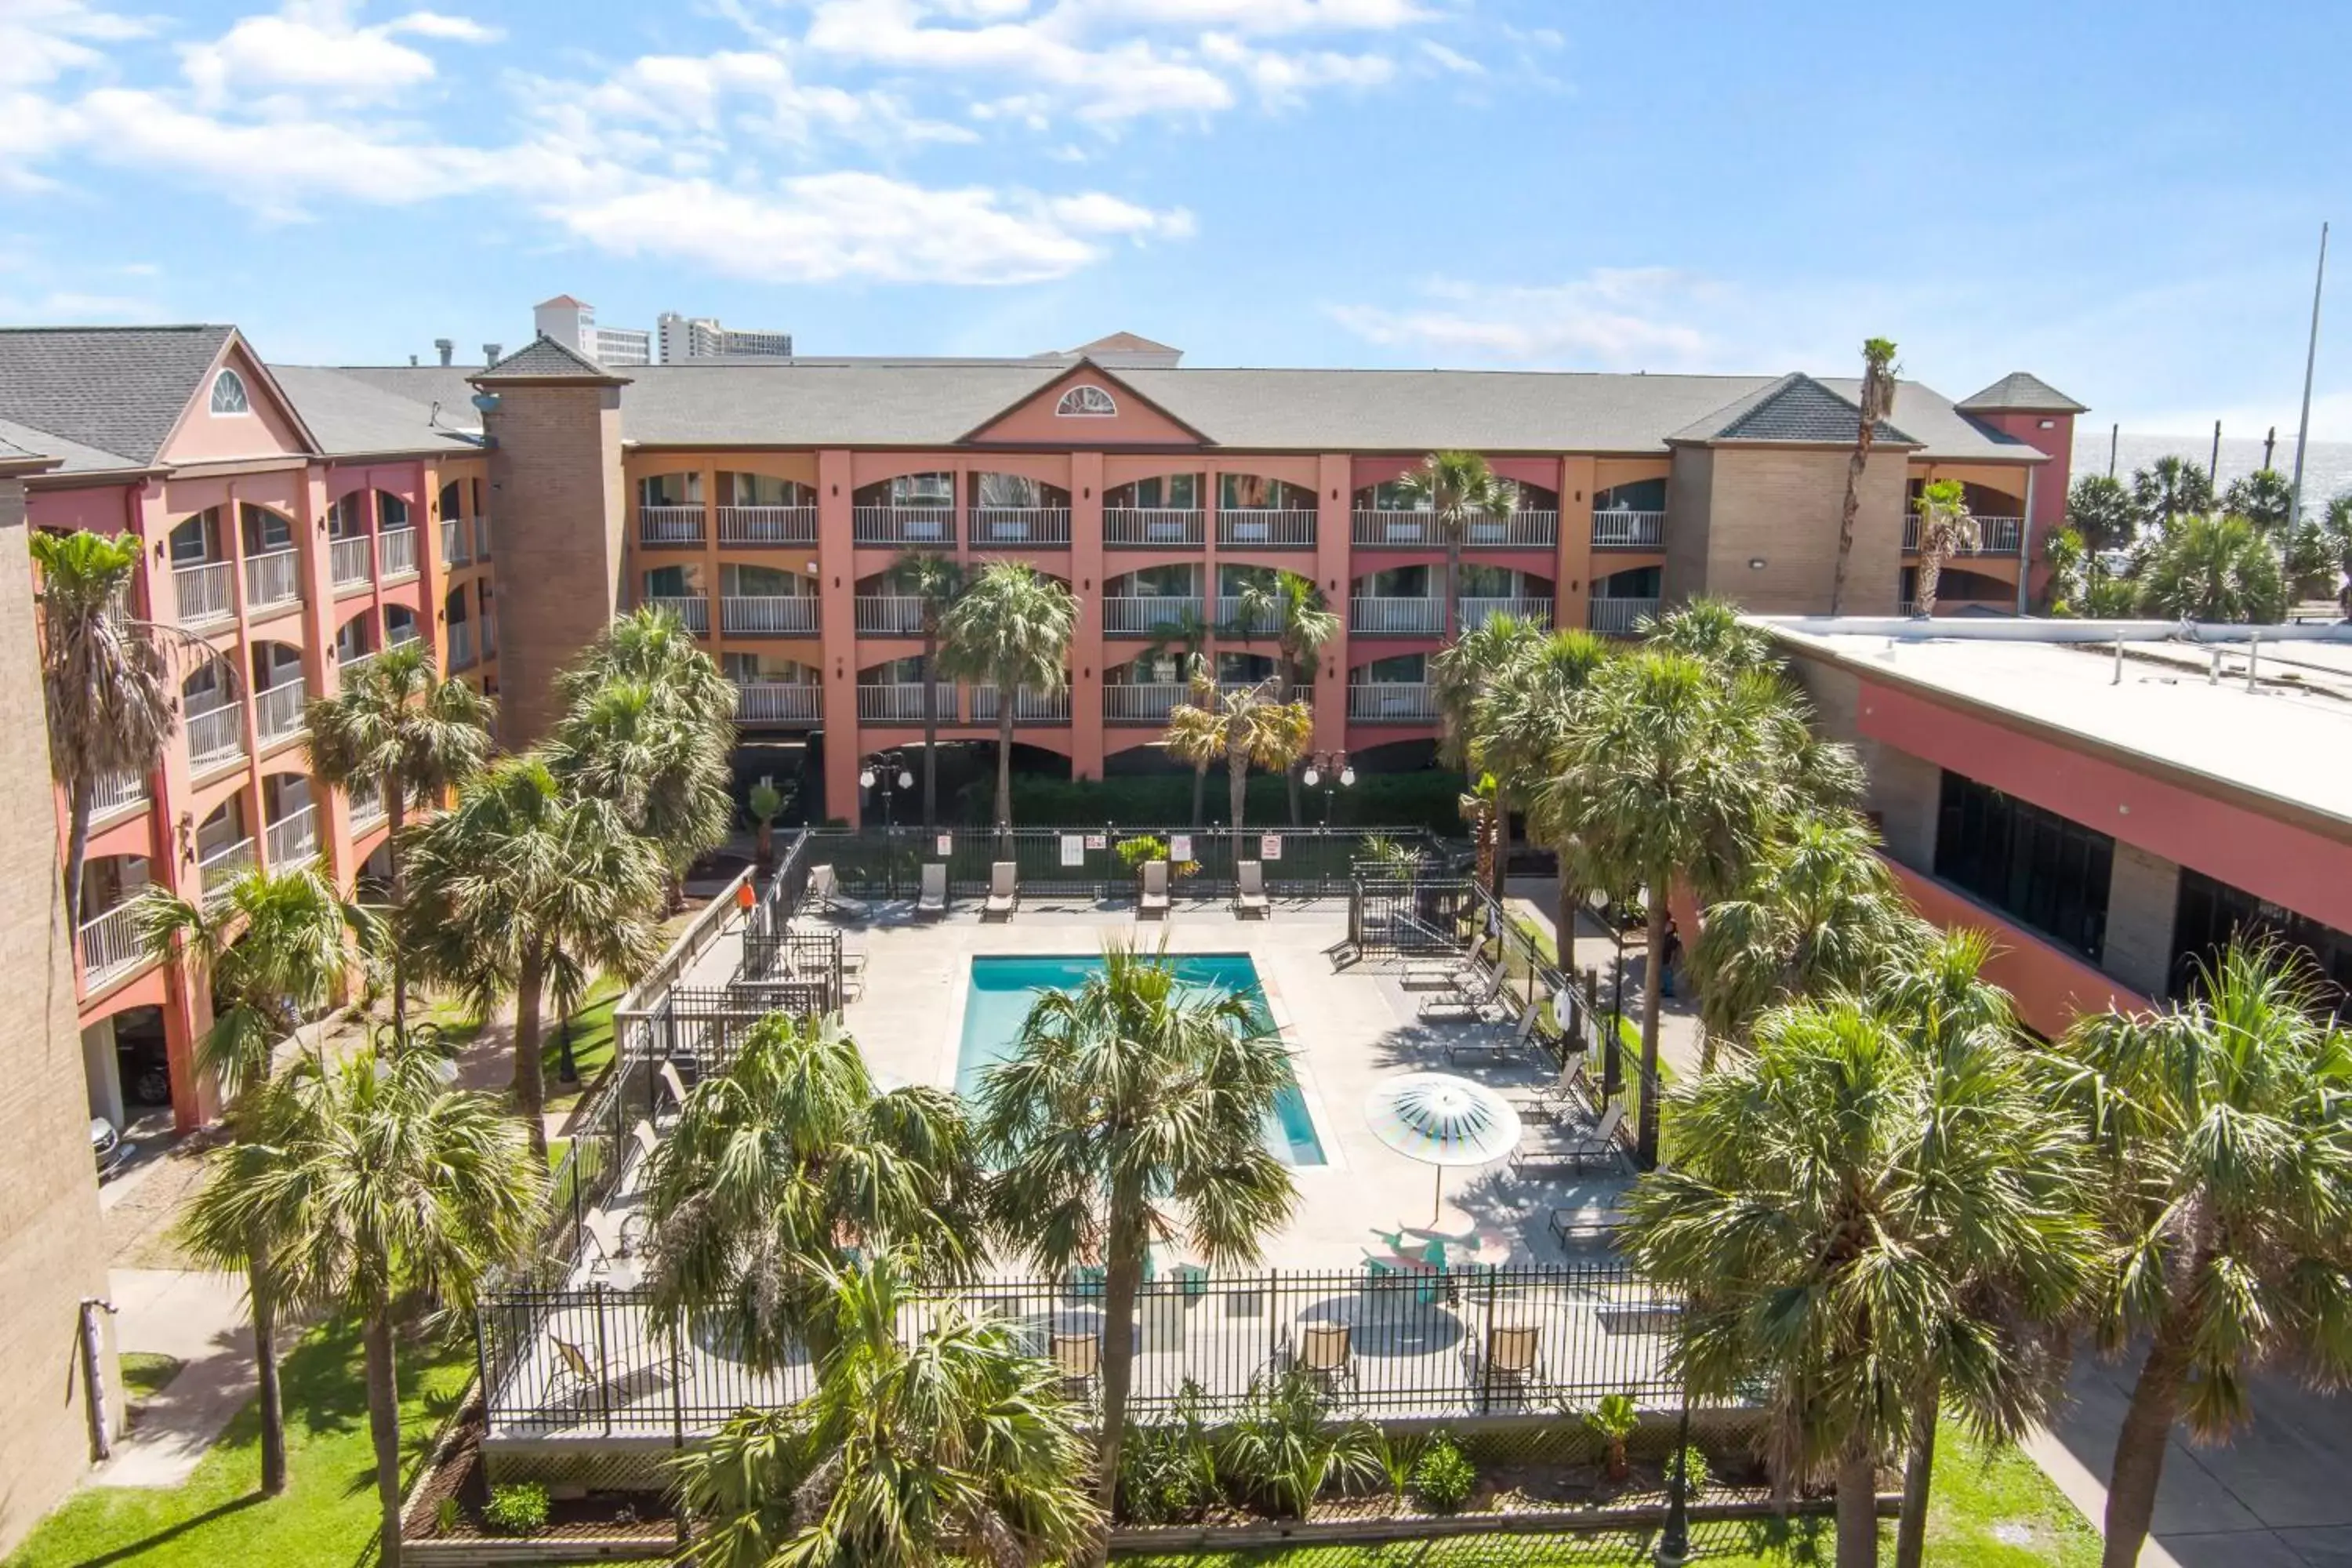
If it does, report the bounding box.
[957,954,1327,1167]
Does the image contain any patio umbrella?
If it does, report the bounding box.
[1364,1073,1523,1223]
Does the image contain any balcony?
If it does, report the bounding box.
[1104,509,1204,548]
[1214,596,1287,636]
[1103,596,1202,636]
[1588,597,1658,636]
[448,621,478,670]
[1592,510,1665,550]
[255,677,307,749]
[969,684,1071,724]
[852,506,955,547]
[643,595,710,633]
[854,596,925,637]
[1903,514,2024,556]
[858,683,957,724]
[198,836,257,905]
[640,506,706,546]
[1352,511,1438,547]
[720,596,819,636]
[970,508,1072,547]
[717,506,818,546]
[379,525,418,579]
[441,517,474,566]
[1461,597,1552,630]
[1218,509,1317,549]
[474,515,493,559]
[1349,597,1443,637]
[1351,510,1561,549]
[266,805,318,869]
[90,769,147,822]
[330,535,372,591]
[733,681,822,725]
[187,700,245,772]
[1103,684,1187,724]
[245,548,301,612]
[1348,683,1439,723]
[174,561,234,626]
[349,779,387,829]
[78,900,147,989]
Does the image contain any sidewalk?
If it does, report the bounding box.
[96,1269,258,1489]
[1501,875,1705,1081]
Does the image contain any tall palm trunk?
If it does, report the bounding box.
[1490,783,1511,902]
[512,940,548,1159]
[1893,1372,1939,1568]
[1443,534,1461,641]
[364,1301,405,1568]
[994,702,1016,853]
[1190,760,1207,828]
[249,1251,288,1496]
[1836,1439,1882,1568]
[384,771,408,1024]
[920,625,940,833]
[1281,655,1304,827]
[1915,547,1946,619]
[1091,1194,1148,1563]
[63,775,93,935]
[2102,1322,2194,1568]
[1831,428,1875,616]
[1635,887,1667,1166]
[1228,743,1250,868]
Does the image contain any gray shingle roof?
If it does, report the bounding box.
[1954,372,2088,414]
[0,325,237,469]
[474,334,627,383]
[0,414,139,474]
[1680,372,1916,445]
[264,365,481,457]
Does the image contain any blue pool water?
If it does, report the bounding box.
[958,954,1327,1167]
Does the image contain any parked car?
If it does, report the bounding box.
[90,1117,136,1178]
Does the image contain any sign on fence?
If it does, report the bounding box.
[1061,833,1084,866]
[1170,833,1192,860]
[1261,833,1283,860]
[937,834,952,855]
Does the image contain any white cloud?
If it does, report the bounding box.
[387,11,502,42]
[177,2,501,107]
[1327,270,1723,369]
[0,0,147,89]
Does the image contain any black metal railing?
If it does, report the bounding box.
[800,826,1449,903]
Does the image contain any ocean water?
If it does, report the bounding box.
[2074,432,2352,512]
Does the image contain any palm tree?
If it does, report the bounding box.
[2064,473,2139,560]
[640,1011,988,1370]
[748,779,786,873]
[1392,452,1516,640]
[1432,612,1542,896]
[1548,652,1780,1163]
[673,1251,1100,1568]
[1160,658,1219,827]
[546,674,734,884]
[1482,629,1610,951]
[887,551,967,832]
[305,640,494,1020]
[1230,570,1339,823]
[2040,944,2352,1568]
[1640,596,1777,673]
[148,865,368,1497]
[2136,513,2288,622]
[31,529,179,932]
[2131,455,2215,539]
[1829,337,1900,615]
[976,939,1301,1535]
[1908,479,1980,618]
[937,562,1077,848]
[1163,676,1313,864]
[204,1036,545,1568]
[2042,526,2089,614]
[558,604,739,731]
[401,755,666,1154]
[2221,466,2296,530]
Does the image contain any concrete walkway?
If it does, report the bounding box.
[1502,875,1706,1081]
[96,1269,258,1489]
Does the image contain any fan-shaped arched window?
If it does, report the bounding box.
[209,369,250,416]
[1054,385,1117,418]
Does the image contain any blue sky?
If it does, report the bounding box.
[5,0,2350,437]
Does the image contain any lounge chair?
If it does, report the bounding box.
[1463,1323,1545,1406]
[630,1118,659,1163]
[1138,858,1171,920]
[1292,1322,1356,1400]
[1445,1000,1542,1065]
[1418,963,1506,1022]
[1506,1052,1595,1122]
[1549,1198,1626,1247]
[548,1333,598,1406]
[1511,1102,1627,1174]
[582,1206,648,1265]
[983,861,1018,920]
[658,1060,691,1116]
[806,864,870,920]
[1051,1332,1101,1399]
[916,862,948,918]
[1235,859,1269,919]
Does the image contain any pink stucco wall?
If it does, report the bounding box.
[1883,856,2144,1038]
[1967,408,2075,608]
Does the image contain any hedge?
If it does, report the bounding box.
[953,768,1472,833]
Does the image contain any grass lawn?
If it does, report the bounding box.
[543,974,625,1119]
[5,1319,472,1568]
[119,1352,184,1402]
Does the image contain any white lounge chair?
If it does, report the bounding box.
[916,862,948,918]
[1512,1102,1627,1174]
[1505,1051,1595,1122]
[1446,999,1541,1065]
[1139,858,1171,920]
[983,860,1018,920]
[658,1059,691,1116]
[1419,962,1506,1022]
[1235,859,1269,919]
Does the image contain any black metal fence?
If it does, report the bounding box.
[479,1261,1683,1440]
[532,1050,659,1289]
[803,826,1450,903]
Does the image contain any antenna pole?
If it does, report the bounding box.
[2290,222,2330,528]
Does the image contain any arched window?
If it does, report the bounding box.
[209,369,249,416]
[1054,385,1117,418]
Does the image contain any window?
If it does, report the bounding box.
[1933,770,2114,963]
[2170,869,2352,1014]
[209,369,249,416]
[379,493,408,529]
[1055,385,1117,417]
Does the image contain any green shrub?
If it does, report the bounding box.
[1118,1381,1219,1524]
[1668,1444,1711,1501]
[1217,1367,1385,1518]
[1408,1434,1478,1513]
[434,1497,460,1536]
[482,1482,550,1537]
[959,768,1469,833]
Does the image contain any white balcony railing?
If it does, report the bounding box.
[1460,597,1552,630]
[970,507,1072,546]
[245,547,301,610]
[349,779,387,829]
[265,805,318,869]
[1102,596,1202,634]
[720,596,819,635]
[379,525,418,578]
[1103,509,1204,547]
[857,684,958,724]
[717,506,818,546]
[851,506,956,546]
[186,701,245,771]
[733,681,822,724]
[1469,511,1559,547]
[1352,510,1440,547]
[639,505,706,546]
[1349,597,1443,636]
[448,621,478,670]
[1218,509,1318,548]
[1591,510,1666,549]
[78,900,147,987]
[90,769,148,822]
[1214,596,1283,636]
[441,517,472,565]
[1588,597,1659,635]
[854,596,925,636]
[969,684,1072,723]
[1903,514,2024,556]
[1348,683,1439,723]
[174,561,234,626]
[330,535,372,590]
[199,836,257,904]
[474,515,493,558]
[643,595,710,633]
[1103,684,1187,724]
[255,677,307,746]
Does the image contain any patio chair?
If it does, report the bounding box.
[1051,1332,1101,1399]
[1138,858,1171,920]
[1506,1053,1595,1122]
[1169,1261,1212,1298]
[630,1118,660,1164]
[658,1060,692,1116]
[1293,1322,1356,1400]
[1463,1322,1544,1406]
[1234,859,1269,920]
[1069,1264,1106,1298]
[1419,963,1506,1023]
[916,862,948,918]
[1548,1199,1627,1248]
[548,1332,597,1406]
[1445,1000,1541,1065]
[808,864,870,920]
[983,861,1018,920]
[581,1209,637,1265]
[1511,1102,1628,1175]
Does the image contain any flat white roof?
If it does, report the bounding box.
[1759,619,2352,833]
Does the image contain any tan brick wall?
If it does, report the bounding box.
[1661,445,1713,604]
[1678,446,1906,615]
[0,474,117,1555]
[2103,841,2181,998]
[482,387,626,745]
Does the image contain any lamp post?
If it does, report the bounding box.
[1654,1393,1694,1566]
[1301,751,1355,828]
[860,753,915,896]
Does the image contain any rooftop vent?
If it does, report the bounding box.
[483,343,503,366]
[434,338,454,367]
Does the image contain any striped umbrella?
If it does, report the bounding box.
[1364,1073,1524,1222]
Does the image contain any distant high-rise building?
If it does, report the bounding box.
[532,295,652,368]
[659,311,794,364]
